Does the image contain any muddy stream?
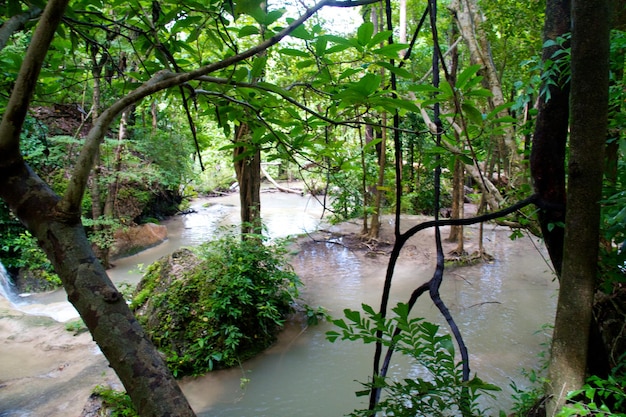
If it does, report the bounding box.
[0,190,558,416]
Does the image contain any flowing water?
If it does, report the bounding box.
[0,190,558,416]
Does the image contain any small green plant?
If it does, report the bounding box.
[327,302,500,417]
[64,318,87,335]
[92,386,138,417]
[509,323,552,416]
[557,355,626,417]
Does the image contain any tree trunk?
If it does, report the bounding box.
[359,125,369,235]
[90,48,107,265]
[547,0,610,414]
[446,22,464,248]
[0,1,196,415]
[0,164,196,417]
[369,117,386,239]
[448,0,520,176]
[530,0,570,277]
[234,123,262,237]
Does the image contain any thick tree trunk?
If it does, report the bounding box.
[530,0,570,277]
[0,1,196,415]
[0,163,196,417]
[547,0,610,414]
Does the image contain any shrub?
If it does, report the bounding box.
[132,231,302,377]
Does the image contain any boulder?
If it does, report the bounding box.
[110,223,167,259]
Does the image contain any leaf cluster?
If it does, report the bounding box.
[132,230,302,377]
[327,302,500,417]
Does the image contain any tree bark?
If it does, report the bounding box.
[448,0,520,175]
[234,123,262,237]
[0,163,196,417]
[530,0,570,277]
[547,0,610,414]
[0,1,197,415]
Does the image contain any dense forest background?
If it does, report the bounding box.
[0,0,624,416]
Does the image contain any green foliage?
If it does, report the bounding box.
[64,318,88,335]
[82,216,122,251]
[92,386,138,417]
[509,323,552,416]
[0,225,60,286]
[557,355,626,417]
[539,33,572,101]
[133,231,303,377]
[327,302,500,417]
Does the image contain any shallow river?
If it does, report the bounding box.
[0,190,558,416]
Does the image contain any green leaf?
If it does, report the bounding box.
[262,9,284,25]
[376,61,413,79]
[287,18,313,40]
[368,30,393,47]
[326,331,340,342]
[295,59,316,69]
[461,102,484,124]
[325,44,351,54]
[278,48,309,58]
[357,22,374,46]
[338,67,362,80]
[353,73,381,96]
[238,25,260,37]
[355,389,371,397]
[344,308,361,324]
[486,102,513,119]
[372,43,408,59]
[456,64,482,89]
[250,56,266,80]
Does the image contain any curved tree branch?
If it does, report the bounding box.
[0,6,42,51]
[59,0,341,214]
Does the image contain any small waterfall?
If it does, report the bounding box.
[0,261,21,304]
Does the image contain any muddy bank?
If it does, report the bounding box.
[0,297,120,416]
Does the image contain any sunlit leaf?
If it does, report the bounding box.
[456,64,482,89]
[278,48,309,58]
[357,22,374,46]
[238,25,260,37]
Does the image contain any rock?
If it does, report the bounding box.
[110,223,167,260]
[79,393,105,417]
[132,242,295,376]
[15,267,60,293]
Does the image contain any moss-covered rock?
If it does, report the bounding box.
[132,236,301,377]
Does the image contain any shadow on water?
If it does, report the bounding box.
[0,191,558,416]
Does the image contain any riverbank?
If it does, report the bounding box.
[0,194,557,416]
